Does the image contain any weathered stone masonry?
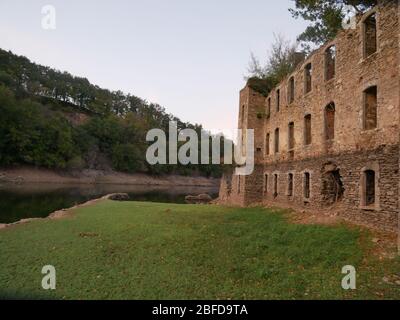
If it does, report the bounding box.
[219,0,400,232]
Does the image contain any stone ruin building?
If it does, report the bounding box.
[219,0,399,232]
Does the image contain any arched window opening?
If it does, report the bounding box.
[321,162,344,205]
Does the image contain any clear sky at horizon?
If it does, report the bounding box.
[0,0,308,134]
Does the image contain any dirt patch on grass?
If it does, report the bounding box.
[359,229,398,260]
[285,209,341,226]
[283,207,398,260]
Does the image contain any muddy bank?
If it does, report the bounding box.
[0,166,220,187]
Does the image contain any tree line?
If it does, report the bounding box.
[0,49,228,178]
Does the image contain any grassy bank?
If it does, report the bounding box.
[0,201,399,300]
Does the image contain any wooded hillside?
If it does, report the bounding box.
[0,49,225,178]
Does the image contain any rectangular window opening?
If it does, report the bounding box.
[364,170,375,206]
[276,90,280,112]
[364,86,377,130]
[275,128,280,153]
[364,13,377,58]
[304,172,310,199]
[304,115,312,145]
[288,173,294,197]
[305,63,312,94]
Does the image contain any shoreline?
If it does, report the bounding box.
[0,193,136,231]
[0,166,220,187]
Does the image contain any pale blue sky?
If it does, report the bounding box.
[0,0,308,132]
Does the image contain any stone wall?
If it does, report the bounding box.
[261,1,399,163]
[260,145,399,232]
[219,0,400,232]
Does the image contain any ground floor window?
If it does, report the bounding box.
[364,170,375,206]
[288,173,294,197]
[274,174,278,198]
[304,172,310,200]
[264,174,268,195]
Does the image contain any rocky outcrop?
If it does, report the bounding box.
[185,194,213,204]
[106,193,130,201]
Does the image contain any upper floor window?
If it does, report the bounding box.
[274,128,280,153]
[288,77,295,104]
[288,122,295,150]
[325,45,336,80]
[304,114,312,145]
[304,63,312,94]
[364,13,377,58]
[325,102,335,141]
[265,133,270,156]
[276,89,280,112]
[267,97,271,118]
[363,86,377,130]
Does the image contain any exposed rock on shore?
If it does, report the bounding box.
[185,194,213,204]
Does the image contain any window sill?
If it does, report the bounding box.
[361,128,379,133]
[325,77,335,84]
[361,50,379,62]
[360,205,381,212]
[304,91,312,98]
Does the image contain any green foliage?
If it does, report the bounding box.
[111,143,143,173]
[66,156,85,171]
[246,77,276,97]
[0,49,228,178]
[247,34,300,96]
[290,0,376,50]
[0,86,75,168]
[0,202,398,299]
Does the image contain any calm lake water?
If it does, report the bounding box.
[0,183,219,224]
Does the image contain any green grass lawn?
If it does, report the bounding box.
[0,200,399,300]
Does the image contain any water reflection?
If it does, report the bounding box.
[0,183,219,224]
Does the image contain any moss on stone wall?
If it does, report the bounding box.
[246,77,275,97]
